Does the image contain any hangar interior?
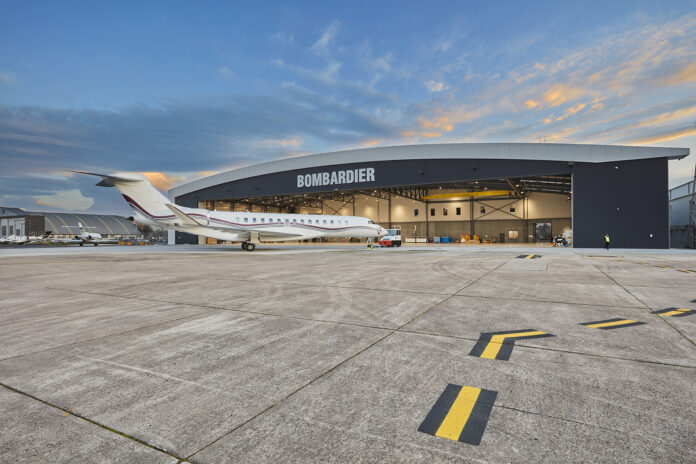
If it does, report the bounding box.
[197,175,572,244]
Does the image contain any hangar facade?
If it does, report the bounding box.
[0,207,140,240]
[168,143,689,248]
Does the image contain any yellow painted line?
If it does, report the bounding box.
[524,254,534,259]
[678,269,695,274]
[657,265,671,268]
[435,386,481,441]
[586,319,638,329]
[480,330,546,359]
[659,310,687,317]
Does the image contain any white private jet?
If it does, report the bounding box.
[70,171,387,251]
[0,231,52,245]
[53,222,118,246]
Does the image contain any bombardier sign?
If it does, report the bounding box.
[297,167,375,188]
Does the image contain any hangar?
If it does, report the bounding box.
[168,143,689,248]
[0,207,140,240]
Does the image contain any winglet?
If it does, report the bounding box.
[66,171,144,187]
[165,204,202,226]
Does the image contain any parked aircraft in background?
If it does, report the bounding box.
[0,231,52,245]
[70,171,387,251]
[52,222,118,246]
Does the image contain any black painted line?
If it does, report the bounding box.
[458,389,498,445]
[652,307,677,315]
[468,339,490,358]
[598,321,647,330]
[496,342,515,361]
[418,384,462,436]
[494,333,555,360]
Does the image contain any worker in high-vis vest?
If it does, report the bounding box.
[604,233,611,250]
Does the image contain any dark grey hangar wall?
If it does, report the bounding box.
[175,157,670,248]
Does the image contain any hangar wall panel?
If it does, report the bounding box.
[573,158,669,248]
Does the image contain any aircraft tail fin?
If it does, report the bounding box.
[68,170,174,220]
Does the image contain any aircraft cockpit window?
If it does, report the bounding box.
[368,220,376,224]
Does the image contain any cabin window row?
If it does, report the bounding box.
[236,217,349,226]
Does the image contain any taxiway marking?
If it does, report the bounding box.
[469,329,554,361]
[653,308,696,318]
[580,318,646,330]
[418,384,497,445]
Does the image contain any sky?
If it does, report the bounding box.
[1,0,696,215]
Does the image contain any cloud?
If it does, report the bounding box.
[0,71,16,83]
[361,139,382,147]
[269,31,295,46]
[424,80,449,93]
[664,62,696,85]
[541,84,585,107]
[420,115,454,137]
[372,54,392,73]
[525,99,540,109]
[219,67,236,79]
[263,136,304,148]
[554,103,587,122]
[33,189,94,211]
[625,126,696,145]
[309,19,340,56]
[0,86,404,213]
[142,172,187,191]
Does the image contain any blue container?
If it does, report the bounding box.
[442,237,450,243]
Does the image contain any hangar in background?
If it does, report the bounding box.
[0,207,140,240]
[669,179,696,248]
[169,143,689,248]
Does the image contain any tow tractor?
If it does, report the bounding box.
[379,227,402,247]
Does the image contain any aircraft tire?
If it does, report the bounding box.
[94,243,98,246]
[246,243,256,251]
[79,243,83,247]
[241,242,248,250]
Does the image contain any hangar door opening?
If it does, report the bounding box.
[198,174,573,245]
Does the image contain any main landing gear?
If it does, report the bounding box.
[241,242,256,251]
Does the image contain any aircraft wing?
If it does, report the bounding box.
[165,204,204,226]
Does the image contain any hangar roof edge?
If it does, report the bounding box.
[169,142,689,199]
